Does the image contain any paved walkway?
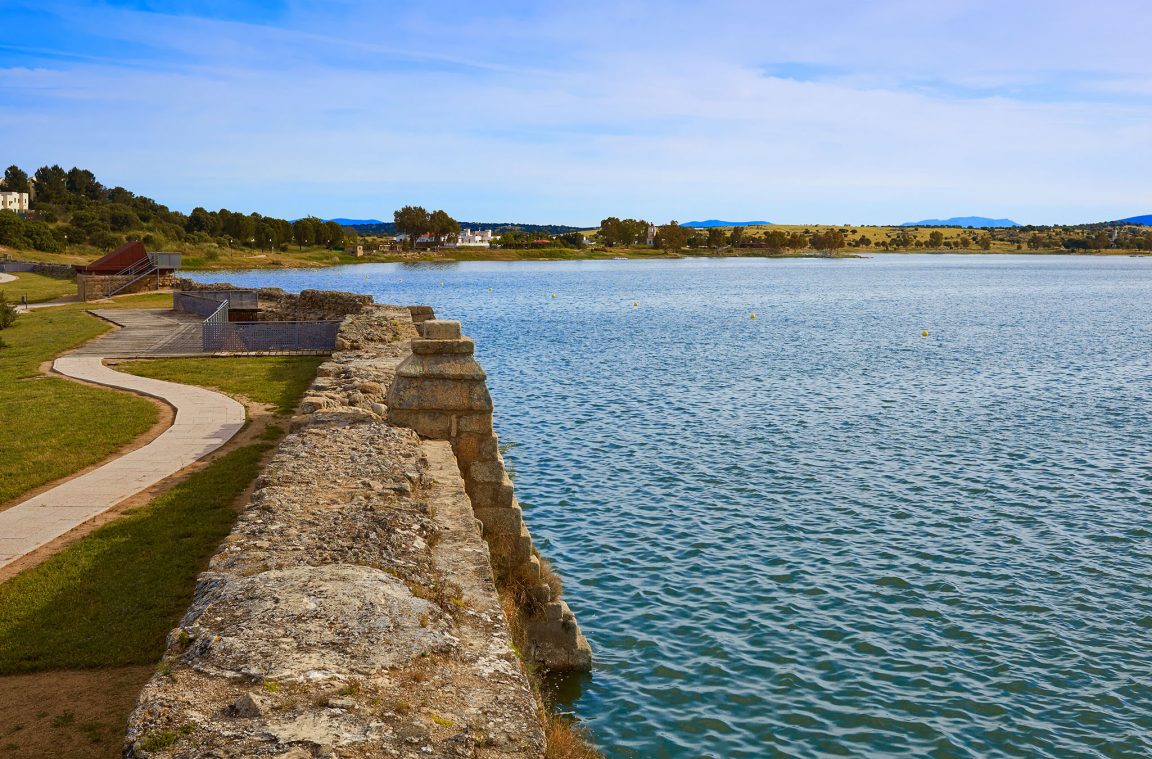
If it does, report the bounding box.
[0,356,245,570]
[0,272,16,284]
[72,309,205,357]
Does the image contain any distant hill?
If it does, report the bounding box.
[682,219,771,228]
[326,218,384,226]
[901,216,1020,228]
[1117,214,1152,226]
[348,220,585,236]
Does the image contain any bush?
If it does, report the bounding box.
[0,293,18,330]
[24,221,62,252]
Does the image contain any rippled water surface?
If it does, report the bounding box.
[193,255,1152,757]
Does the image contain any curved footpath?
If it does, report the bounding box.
[0,272,16,284]
[0,355,245,570]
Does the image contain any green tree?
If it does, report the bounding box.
[428,209,460,244]
[2,165,30,194]
[728,226,746,247]
[186,207,219,235]
[762,229,788,254]
[66,167,104,201]
[979,235,992,250]
[292,217,318,248]
[32,165,68,204]
[655,221,691,251]
[928,230,945,248]
[810,229,846,255]
[394,206,430,249]
[706,227,726,247]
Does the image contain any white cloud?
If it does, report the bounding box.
[1,0,1149,223]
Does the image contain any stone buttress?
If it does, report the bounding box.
[388,318,592,672]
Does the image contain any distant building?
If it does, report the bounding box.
[447,229,493,248]
[0,191,29,213]
[646,225,657,246]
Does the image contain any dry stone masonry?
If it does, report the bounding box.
[125,295,589,758]
[389,318,591,671]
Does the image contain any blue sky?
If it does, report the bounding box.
[1,0,1150,225]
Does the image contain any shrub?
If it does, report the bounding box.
[0,293,17,330]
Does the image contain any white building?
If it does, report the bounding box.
[446,229,493,248]
[0,191,29,213]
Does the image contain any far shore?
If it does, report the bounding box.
[3,244,1147,274]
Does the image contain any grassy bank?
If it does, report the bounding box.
[0,308,157,505]
[0,271,75,303]
[118,356,324,414]
[0,442,270,672]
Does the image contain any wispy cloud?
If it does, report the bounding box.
[1,0,1149,224]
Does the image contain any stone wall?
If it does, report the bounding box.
[388,318,592,671]
[125,300,589,757]
[0,258,76,278]
[77,271,175,300]
[174,278,373,322]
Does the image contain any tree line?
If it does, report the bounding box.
[0,164,355,253]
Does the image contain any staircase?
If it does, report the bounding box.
[105,254,158,297]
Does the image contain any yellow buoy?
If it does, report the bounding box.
[551,293,556,299]
[922,330,929,337]
[750,313,757,319]
[488,288,493,292]
[633,302,638,307]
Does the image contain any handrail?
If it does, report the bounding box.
[106,255,159,297]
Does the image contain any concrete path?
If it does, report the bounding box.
[0,356,245,570]
[72,309,205,357]
[0,272,16,284]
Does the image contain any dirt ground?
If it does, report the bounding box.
[0,666,154,757]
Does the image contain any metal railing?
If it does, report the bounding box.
[197,295,339,353]
[106,256,158,297]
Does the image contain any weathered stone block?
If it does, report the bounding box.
[474,505,524,536]
[452,431,498,466]
[394,353,488,382]
[388,377,492,413]
[389,409,451,439]
[457,413,493,434]
[420,320,462,339]
[411,338,476,355]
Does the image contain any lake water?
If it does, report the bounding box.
[190,255,1152,758]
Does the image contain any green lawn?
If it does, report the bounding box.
[0,272,76,303]
[118,356,325,414]
[0,443,271,672]
[0,309,157,504]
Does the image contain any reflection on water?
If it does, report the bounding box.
[191,255,1152,758]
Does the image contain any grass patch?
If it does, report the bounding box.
[117,356,325,414]
[0,308,157,504]
[0,443,271,673]
[0,272,75,304]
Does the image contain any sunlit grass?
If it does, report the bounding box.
[0,443,271,672]
[118,356,324,414]
[0,308,157,504]
[0,272,75,303]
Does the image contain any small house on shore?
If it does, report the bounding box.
[74,241,181,301]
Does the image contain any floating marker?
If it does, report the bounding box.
[488,288,493,292]
[922,330,929,337]
[750,313,757,319]
[633,302,638,307]
[551,293,557,298]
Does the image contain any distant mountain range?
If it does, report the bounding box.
[327,218,384,226]
[681,219,771,228]
[901,216,1020,228]
[1117,214,1152,225]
